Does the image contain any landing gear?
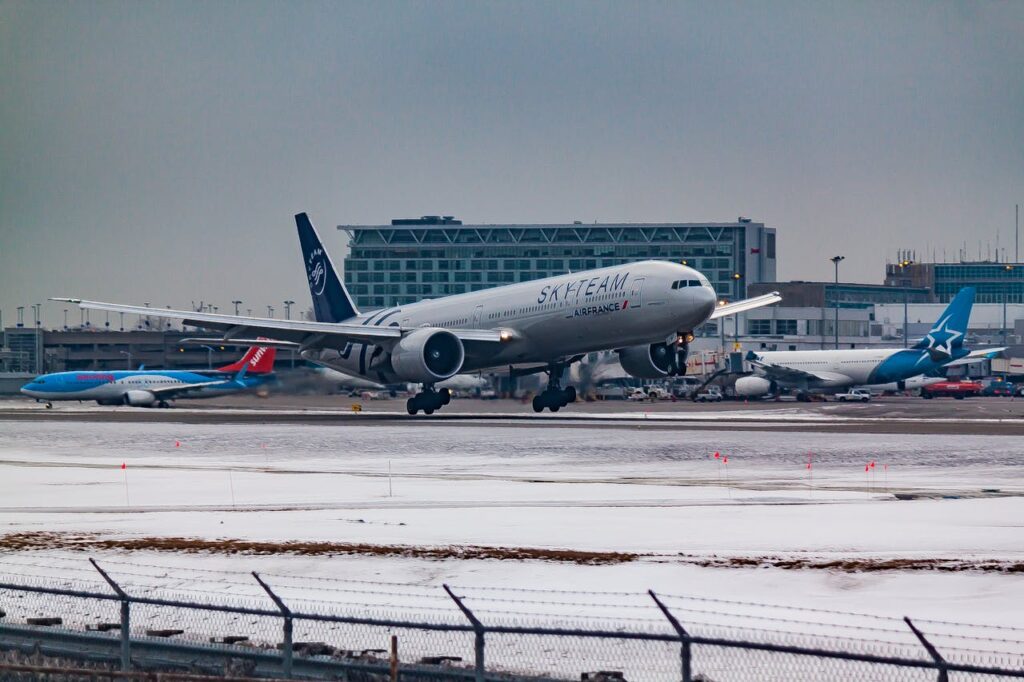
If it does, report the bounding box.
[532,363,578,413]
[157,400,170,409]
[406,386,452,415]
[45,402,53,409]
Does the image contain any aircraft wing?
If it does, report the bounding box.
[53,299,503,349]
[943,347,1007,368]
[146,379,235,397]
[745,353,849,385]
[708,292,782,320]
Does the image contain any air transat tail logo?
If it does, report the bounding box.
[307,248,327,296]
[919,314,962,362]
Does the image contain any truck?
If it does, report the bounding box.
[834,388,872,402]
[920,380,983,399]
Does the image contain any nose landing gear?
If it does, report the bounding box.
[406,386,452,415]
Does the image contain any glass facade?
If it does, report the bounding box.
[933,264,1024,304]
[340,221,776,309]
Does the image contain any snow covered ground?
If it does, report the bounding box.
[1,418,1022,661]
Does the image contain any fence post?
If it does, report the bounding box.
[88,558,130,672]
[443,584,485,682]
[649,590,692,682]
[253,572,293,678]
[904,617,948,682]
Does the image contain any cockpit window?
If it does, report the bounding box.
[687,279,700,287]
[673,279,705,289]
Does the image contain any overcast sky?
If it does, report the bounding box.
[2,1,1022,327]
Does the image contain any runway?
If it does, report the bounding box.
[4,394,1024,435]
[1,399,1022,633]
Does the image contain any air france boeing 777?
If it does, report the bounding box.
[57,213,780,415]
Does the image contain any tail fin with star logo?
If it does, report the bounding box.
[296,212,360,323]
[912,287,974,358]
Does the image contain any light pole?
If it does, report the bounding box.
[118,349,132,370]
[119,311,125,332]
[16,306,24,328]
[32,303,41,328]
[283,300,295,320]
[899,258,913,347]
[830,256,845,349]
[732,274,743,349]
[232,300,242,316]
[200,345,215,370]
[1004,265,1013,347]
[267,305,274,318]
[63,309,68,330]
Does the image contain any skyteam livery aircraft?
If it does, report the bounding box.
[56,213,780,415]
[21,345,276,408]
[734,287,1003,399]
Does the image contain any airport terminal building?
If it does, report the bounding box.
[338,216,777,309]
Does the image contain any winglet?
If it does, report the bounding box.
[233,362,249,383]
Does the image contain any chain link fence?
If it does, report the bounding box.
[0,557,1022,681]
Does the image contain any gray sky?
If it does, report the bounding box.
[2,1,1022,327]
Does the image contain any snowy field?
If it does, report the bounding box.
[1,418,1022,659]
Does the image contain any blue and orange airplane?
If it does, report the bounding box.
[20,345,276,408]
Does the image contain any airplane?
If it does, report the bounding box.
[20,344,277,408]
[734,287,1004,400]
[55,213,781,415]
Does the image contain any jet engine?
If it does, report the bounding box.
[123,390,157,407]
[617,342,686,379]
[390,328,465,384]
[734,376,775,398]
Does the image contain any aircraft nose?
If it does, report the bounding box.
[20,384,36,397]
[695,285,717,320]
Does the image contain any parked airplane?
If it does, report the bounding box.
[56,213,780,415]
[734,287,1002,400]
[20,345,277,408]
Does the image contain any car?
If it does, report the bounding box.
[920,380,983,399]
[694,386,723,402]
[834,388,872,402]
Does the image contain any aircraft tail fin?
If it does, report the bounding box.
[296,212,359,323]
[217,343,277,374]
[912,287,974,358]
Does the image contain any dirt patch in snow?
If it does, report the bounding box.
[0,532,637,565]
[675,553,1024,573]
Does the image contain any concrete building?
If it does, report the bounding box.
[339,216,776,309]
[0,329,293,374]
[748,281,931,309]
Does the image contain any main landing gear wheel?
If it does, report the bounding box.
[406,386,452,415]
[533,368,578,413]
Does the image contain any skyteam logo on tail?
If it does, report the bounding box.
[307,247,327,296]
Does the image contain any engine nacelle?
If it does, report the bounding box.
[123,390,157,406]
[390,328,465,384]
[617,343,678,379]
[734,376,774,397]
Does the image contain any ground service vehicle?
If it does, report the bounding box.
[920,380,982,399]
[835,388,872,402]
[695,386,723,402]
